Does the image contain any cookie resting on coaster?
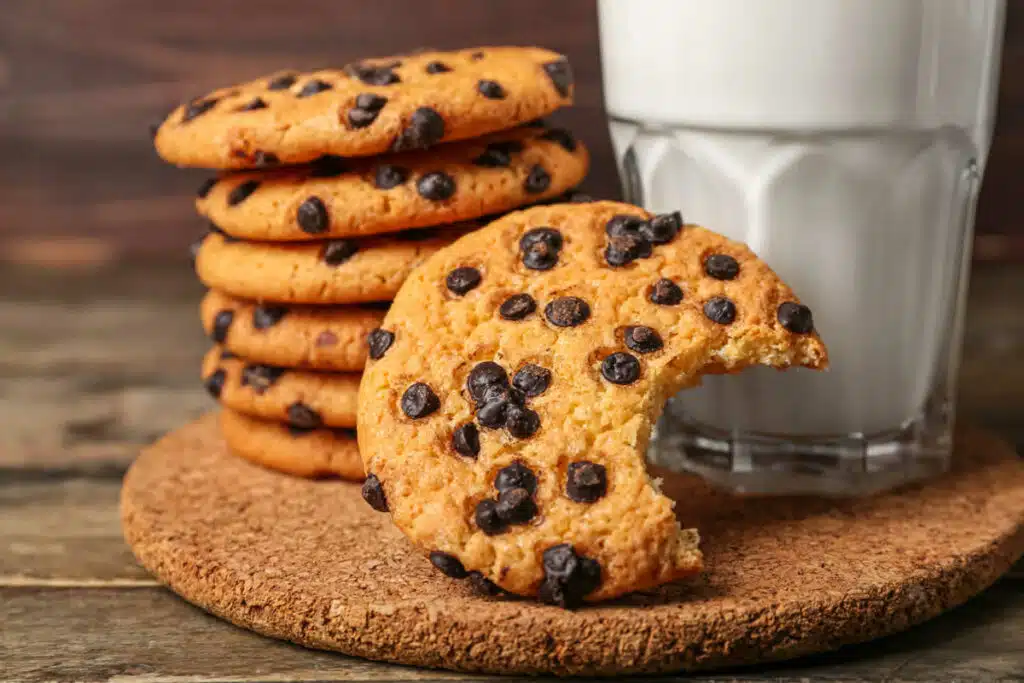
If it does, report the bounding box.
[356,199,829,606]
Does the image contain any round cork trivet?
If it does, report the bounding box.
[121,413,1024,676]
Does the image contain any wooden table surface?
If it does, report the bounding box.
[2,261,1022,682]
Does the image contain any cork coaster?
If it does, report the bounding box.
[120,413,1024,676]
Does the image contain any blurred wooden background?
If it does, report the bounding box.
[2,0,1023,265]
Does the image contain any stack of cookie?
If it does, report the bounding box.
[150,47,590,480]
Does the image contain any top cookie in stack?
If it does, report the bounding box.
[151,46,590,480]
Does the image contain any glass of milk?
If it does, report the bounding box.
[597,0,1006,495]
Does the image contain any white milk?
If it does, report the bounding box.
[597,0,1004,441]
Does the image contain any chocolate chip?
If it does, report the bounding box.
[475,499,506,535]
[705,254,740,280]
[495,462,537,496]
[624,326,663,354]
[401,382,440,419]
[287,424,316,436]
[477,399,509,429]
[650,278,683,306]
[348,107,380,128]
[295,196,329,234]
[211,310,234,343]
[355,93,387,110]
[240,364,285,394]
[468,571,505,596]
[473,144,513,168]
[605,214,646,238]
[361,474,388,512]
[346,63,400,86]
[470,51,485,61]
[253,151,279,167]
[429,551,469,579]
[523,164,551,194]
[605,233,652,267]
[566,461,607,503]
[512,364,551,397]
[477,79,506,99]
[520,227,562,271]
[237,97,267,112]
[286,402,322,430]
[539,544,601,608]
[704,297,737,324]
[452,423,480,458]
[540,128,577,152]
[321,239,359,266]
[417,171,456,201]
[425,61,452,74]
[496,488,537,524]
[196,178,217,199]
[499,293,537,321]
[227,180,259,206]
[504,404,540,439]
[374,164,409,189]
[182,98,217,123]
[542,59,573,97]
[446,266,481,295]
[392,107,445,152]
[267,73,297,90]
[297,79,333,97]
[601,352,641,385]
[467,362,508,403]
[252,305,287,330]
[641,211,682,244]
[203,369,226,398]
[367,328,394,360]
[778,302,814,334]
[544,297,590,327]
[310,155,348,178]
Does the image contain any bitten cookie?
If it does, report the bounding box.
[196,124,589,241]
[202,347,360,429]
[194,225,469,305]
[356,200,829,606]
[219,408,363,480]
[200,289,386,372]
[153,46,574,169]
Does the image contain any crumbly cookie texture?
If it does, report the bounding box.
[219,408,363,480]
[200,289,386,372]
[153,46,574,169]
[356,200,829,606]
[201,346,360,429]
[195,124,588,241]
[193,224,470,305]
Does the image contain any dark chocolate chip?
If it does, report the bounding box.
[267,73,297,90]
[601,352,641,385]
[523,164,551,194]
[347,107,380,128]
[641,211,683,244]
[520,227,563,271]
[504,404,540,439]
[539,544,601,608]
[355,93,387,111]
[476,399,509,429]
[321,239,359,266]
[467,362,508,403]
[566,461,607,503]
[512,364,551,397]
[452,423,481,458]
[650,278,683,306]
[237,97,267,112]
[182,98,217,123]
[425,61,452,74]
[473,145,513,168]
[429,551,469,579]
[361,474,388,512]
[704,297,737,324]
[401,382,440,419]
[496,487,537,524]
[252,305,287,330]
[367,328,394,360]
[540,127,577,152]
[392,107,445,152]
[211,310,234,343]
[345,63,400,86]
[310,155,348,178]
[477,79,506,99]
[544,296,590,327]
[542,59,574,97]
[227,180,260,206]
[196,178,217,199]
[778,302,815,334]
[286,402,322,430]
[624,326,663,354]
[605,233,652,267]
[445,266,481,295]
[475,499,506,535]
[374,164,409,189]
[495,462,537,496]
[499,293,537,321]
[203,369,226,398]
[605,214,647,238]
[296,196,329,234]
[240,364,285,394]
[470,51,485,61]
[705,254,740,280]
[417,171,456,201]
[253,151,279,167]
[296,79,333,97]
[468,571,505,596]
